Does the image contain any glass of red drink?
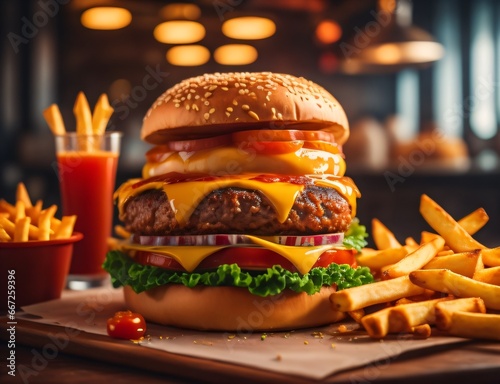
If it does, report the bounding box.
[54,132,122,288]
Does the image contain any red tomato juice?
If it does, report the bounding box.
[57,151,118,275]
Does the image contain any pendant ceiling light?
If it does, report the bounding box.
[340,0,444,74]
[222,17,276,40]
[154,21,206,44]
[81,7,132,30]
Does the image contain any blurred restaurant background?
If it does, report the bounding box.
[1,0,500,247]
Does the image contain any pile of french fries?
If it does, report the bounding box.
[43,92,114,137]
[330,194,500,341]
[0,183,76,242]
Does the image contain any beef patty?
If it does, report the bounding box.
[121,186,352,236]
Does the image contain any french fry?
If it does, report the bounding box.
[382,237,445,279]
[357,246,410,271]
[439,311,500,341]
[347,308,365,324]
[53,215,77,239]
[0,199,16,217]
[50,216,62,233]
[388,297,450,333]
[16,182,32,208]
[419,194,486,252]
[330,275,425,312]
[0,227,11,241]
[423,250,482,278]
[360,306,393,338]
[434,297,486,330]
[473,266,500,286]
[410,269,500,310]
[14,217,31,242]
[42,104,66,135]
[457,208,489,236]
[0,216,16,237]
[420,231,441,244]
[372,218,401,250]
[480,247,500,267]
[15,200,26,221]
[25,199,43,225]
[436,249,455,256]
[38,205,57,241]
[395,297,414,306]
[114,225,131,239]
[92,93,114,135]
[73,92,93,136]
[411,324,432,339]
[405,237,419,247]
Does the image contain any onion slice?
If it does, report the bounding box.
[133,233,344,247]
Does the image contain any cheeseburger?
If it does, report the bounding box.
[104,72,373,331]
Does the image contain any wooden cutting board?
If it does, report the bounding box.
[3,317,500,384]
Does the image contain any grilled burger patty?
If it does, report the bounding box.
[121,186,352,236]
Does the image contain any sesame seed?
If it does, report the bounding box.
[248,111,259,120]
[185,105,190,111]
[241,104,250,111]
[174,103,180,108]
[221,87,229,91]
[204,113,210,120]
[226,107,233,112]
[209,108,215,114]
[192,104,199,111]
[233,100,238,106]
[204,101,210,106]
[204,92,212,98]
[238,89,245,95]
[209,85,217,91]
[225,112,230,117]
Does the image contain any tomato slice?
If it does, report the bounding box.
[107,311,147,340]
[302,140,342,155]
[135,247,357,273]
[232,129,336,144]
[145,145,174,163]
[238,140,304,155]
[167,134,232,152]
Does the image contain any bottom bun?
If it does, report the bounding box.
[123,285,345,332]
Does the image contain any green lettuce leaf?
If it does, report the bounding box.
[103,250,373,297]
[343,218,368,252]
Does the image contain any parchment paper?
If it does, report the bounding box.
[19,286,466,380]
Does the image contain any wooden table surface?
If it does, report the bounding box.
[1,319,499,384]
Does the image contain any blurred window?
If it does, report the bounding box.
[396,69,419,141]
[470,0,496,140]
[433,0,463,138]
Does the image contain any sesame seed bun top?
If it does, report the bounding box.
[141,72,350,145]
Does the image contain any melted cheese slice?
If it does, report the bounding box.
[119,236,343,274]
[143,147,346,179]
